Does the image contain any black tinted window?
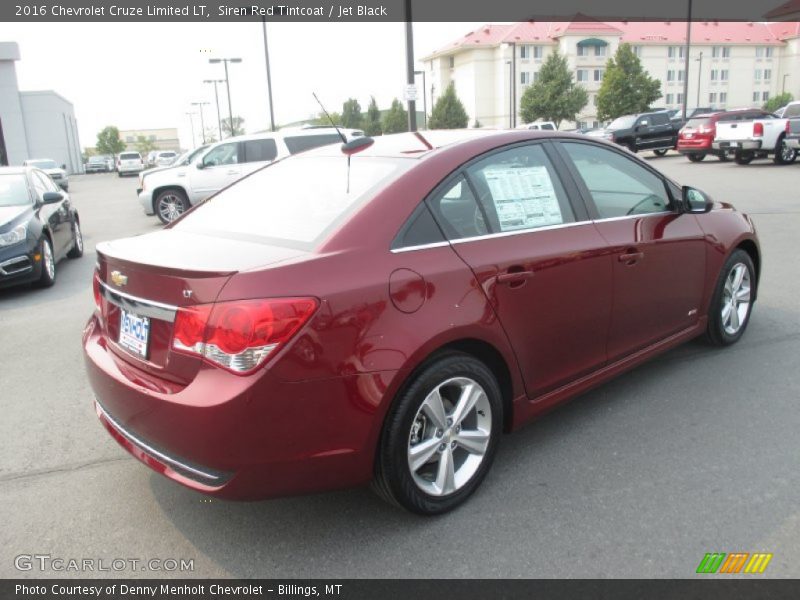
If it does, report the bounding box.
[651,113,669,125]
[284,134,342,154]
[392,203,445,249]
[425,176,487,241]
[242,139,278,163]
[561,142,671,219]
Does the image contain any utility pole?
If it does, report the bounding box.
[185,112,197,147]
[191,102,209,143]
[210,57,242,136]
[203,79,225,140]
[404,0,417,132]
[682,0,693,119]
[696,51,703,108]
[262,17,276,132]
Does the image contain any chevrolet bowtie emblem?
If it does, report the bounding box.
[110,271,128,287]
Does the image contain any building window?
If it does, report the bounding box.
[593,69,604,82]
[534,46,543,59]
[720,70,729,82]
[756,46,774,59]
[765,47,774,58]
[676,93,684,104]
[595,45,606,57]
[719,92,727,104]
[576,69,589,82]
[666,93,674,105]
[763,69,772,81]
[762,91,770,102]
[709,92,717,104]
[755,69,762,81]
[753,91,760,102]
[712,46,730,58]
[520,45,530,59]
[448,56,454,68]
[592,94,597,106]
[632,45,642,57]
[667,70,675,82]
[577,45,589,57]
[668,46,685,59]
[125,136,134,142]
[533,71,540,82]
[520,72,530,85]
[710,69,718,81]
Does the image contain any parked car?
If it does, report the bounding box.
[21,159,69,191]
[85,156,111,173]
[146,151,159,168]
[586,111,679,156]
[712,101,800,165]
[154,151,178,167]
[785,111,800,153]
[117,152,145,176]
[677,108,774,162]
[84,130,760,514]
[0,166,82,289]
[138,128,363,224]
[518,121,557,131]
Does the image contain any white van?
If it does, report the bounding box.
[138,128,363,223]
[117,151,144,176]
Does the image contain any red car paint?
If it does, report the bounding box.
[83,130,760,500]
[677,109,773,157]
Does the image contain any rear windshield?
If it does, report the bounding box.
[120,153,141,160]
[27,160,58,169]
[159,152,177,158]
[174,155,410,248]
[284,133,343,154]
[607,115,637,129]
[684,118,712,128]
[539,123,555,130]
[0,174,30,206]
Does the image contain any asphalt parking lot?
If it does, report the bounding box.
[1,154,799,579]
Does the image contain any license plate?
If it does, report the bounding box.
[731,142,740,148]
[119,310,150,358]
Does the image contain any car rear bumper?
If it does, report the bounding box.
[786,135,800,150]
[119,166,144,173]
[138,189,155,215]
[713,140,763,151]
[676,139,713,153]
[82,313,385,499]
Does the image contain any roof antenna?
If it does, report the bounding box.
[312,92,347,144]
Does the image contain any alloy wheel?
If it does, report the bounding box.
[158,194,186,222]
[43,240,55,280]
[721,263,751,335]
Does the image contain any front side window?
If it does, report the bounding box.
[560,142,671,219]
[464,144,574,234]
[202,143,238,167]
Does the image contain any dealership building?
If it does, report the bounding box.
[0,41,83,173]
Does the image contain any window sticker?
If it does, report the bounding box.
[482,166,564,231]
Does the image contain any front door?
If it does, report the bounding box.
[189,141,241,200]
[425,142,613,398]
[558,141,706,361]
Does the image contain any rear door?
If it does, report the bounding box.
[556,140,706,361]
[426,141,613,398]
[239,138,278,177]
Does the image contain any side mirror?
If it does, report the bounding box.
[42,191,64,204]
[196,161,207,170]
[683,186,712,213]
[61,164,67,170]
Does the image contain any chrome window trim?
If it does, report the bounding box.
[450,220,589,245]
[96,400,228,485]
[99,280,178,322]
[592,210,674,223]
[390,241,451,254]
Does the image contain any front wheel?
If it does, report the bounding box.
[705,249,755,346]
[373,353,503,515]
[36,237,56,288]
[687,153,706,163]
[653,149,669,157]
[67,219,83,258]
[773,136,797,165]
[155,189,189,224]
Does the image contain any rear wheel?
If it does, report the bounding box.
[705,249,755,346]
[773,136,797,165]
[717,153,730,162]
[687,153,706,162]
[36,237,56,288]
[626,142,637,154]
[155,189,189,224]
[734,152,754,165]
[653,149,669,157]
[373,353,503,515]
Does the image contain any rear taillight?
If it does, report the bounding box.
[786,120,791,133]
[172,298,318,375]
[754,122,764,137]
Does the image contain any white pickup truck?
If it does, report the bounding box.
[713,101,800,165]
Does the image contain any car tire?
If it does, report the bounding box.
[653,149,669,157]
[36,237,56,288]
[705,249,755,347]
[373,353,503,515]
[67,219,83,259]
[626,142,637,154]
[155,189,190,224]
[687,153,706,162]
[734,152,754,165]
[717,153,730,162]
[773,136,797,165]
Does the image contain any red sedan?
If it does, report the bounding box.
[676,108,773,162]
[83,130,760,514]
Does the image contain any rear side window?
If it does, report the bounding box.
[685,118,712,128]
[284,134,343,154]
[242,139,278,163]
[561,142,670,219]
[540,123,555,130]
[651,113,669,125]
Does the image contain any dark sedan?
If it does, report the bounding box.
[0,167,83,289]
[84,130,760,514]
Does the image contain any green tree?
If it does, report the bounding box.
[596,43,662,121]
[221,116,245,137]
[428,82,469,129]
[764,92,794,113]
[382,99,408,134]
[341,98,363,129]
[95,126,126,156]
[311,111,342,127]
[519,50,588,129]
[202,128,218,144]
[364,96,382,136]
[135,135,157,156]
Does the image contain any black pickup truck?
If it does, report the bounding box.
[586,111,680,156]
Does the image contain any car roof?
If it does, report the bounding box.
[0,166,29,175]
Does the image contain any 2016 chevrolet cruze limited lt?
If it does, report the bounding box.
[83,130,760,514]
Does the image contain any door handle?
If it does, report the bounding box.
[226,169,240,175]
[496,270,535,286]
[618,251,644,265]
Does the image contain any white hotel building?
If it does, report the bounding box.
[421,21,800,129]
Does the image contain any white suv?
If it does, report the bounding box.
[138,128,362,223]
[117,152,144,176]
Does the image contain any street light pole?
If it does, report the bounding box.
[191,102,209,143]
[209,57,242,137]
[404,0,417,132]
[262,17,276,132]
[506,60,512,128]
[696,51,703,108]
[185,112,197,147]
[682,0,693,119]
[203,79,225,141]
[414,70,427,129]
